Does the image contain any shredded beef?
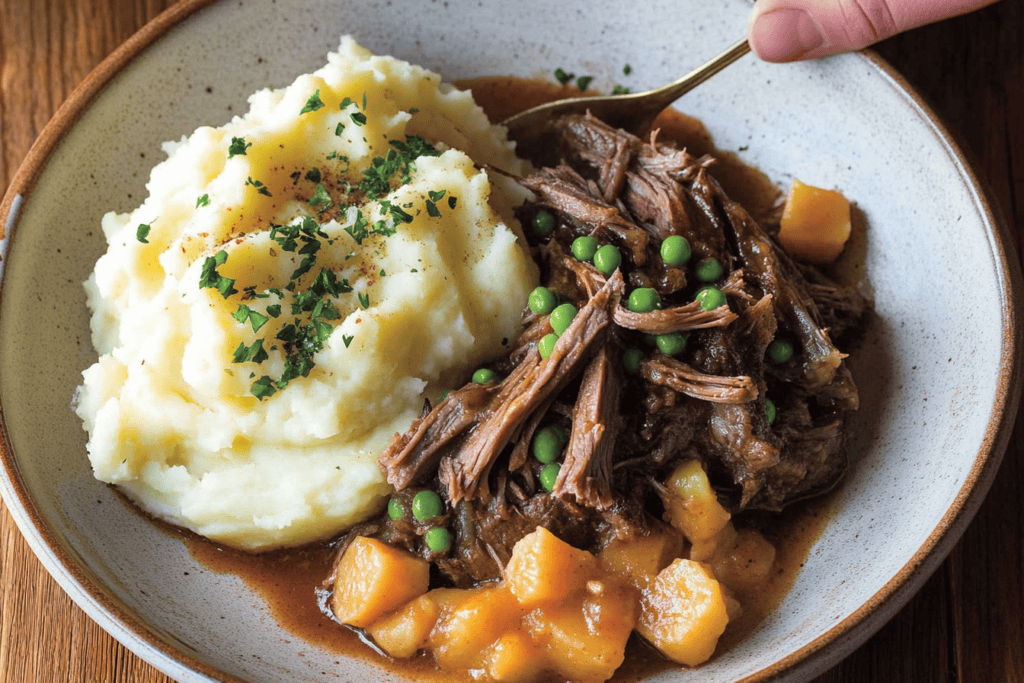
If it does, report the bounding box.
[337,109,871,587]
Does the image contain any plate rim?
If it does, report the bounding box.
[0,1,1020,681]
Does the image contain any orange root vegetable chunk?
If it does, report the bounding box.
[525,578,637,683]
[637,559,730,667]
[484,632,549,683]
[778,178,852,264]
[598,522,684,591]
[661,460,731,544]
[429,585,526,670]
[330,537,430,628]
[711,527,777,592]
[366,594,441,659]
[505,527,597,609]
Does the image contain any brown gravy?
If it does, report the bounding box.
[175,76,837,681]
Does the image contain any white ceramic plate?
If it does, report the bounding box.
[1,0,1020,681]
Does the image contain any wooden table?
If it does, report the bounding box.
[0,1,1021,681]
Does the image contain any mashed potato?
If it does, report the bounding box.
[75,38,537,551]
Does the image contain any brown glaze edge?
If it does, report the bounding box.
[734,48,1024,683]
[0,0,240,681]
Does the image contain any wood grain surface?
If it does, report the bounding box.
[0,1,1021,681]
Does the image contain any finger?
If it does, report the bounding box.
[747,0,1000,62]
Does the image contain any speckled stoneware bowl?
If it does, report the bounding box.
[0,0,1020,681]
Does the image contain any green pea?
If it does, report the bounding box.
[387,498,404,520]
[425,527,451,552]
[412,490,443,521]
[532,427,562,464]
[550,303,578,335]
[540,462,561,493]
[472,368,497,384]
[694,257,724,282]
[528,286,558,315]
[766,398,777,425]
[622,348,644,373]
[627,287,662,313]
[695,286,727,311]
[768,340,795,364]
[655,333,688,356]
[571,235,599,262]
[550,424,570,445]
[660,235,692,266]
[593,244,621,276]
[538,333,559,359]
[644,333,659,346]
[532,210,555,236]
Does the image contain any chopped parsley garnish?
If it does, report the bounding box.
[228,136,251,158]
[305,168,322,183]
[309,183,332,211]
[623,64,632,75]
[358,292,370,309]
[339,97,355,110]
[350,111,367,126]
[335,122,345,136]
[612,85,631,95]
[554,68,573,85]
[136,223,151,243]
[300,89,325,114]
[196,194,210,208]
[250,375,277,399]
[199,250,237,299]
[576,76,593,91]
[342,334,354,348]
[246,176,272,197]
[426,200,441,218]
[448,195,458,209]
[233,338,269,364]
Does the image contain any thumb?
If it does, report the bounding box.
[747,0,999,62]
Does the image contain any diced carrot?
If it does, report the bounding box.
[661,460,731,544]
[329,537,430,628]
[598,522,684,591]
[504,527,597,609]
[637,559,730,667]
[778,178,852,264]
[430,585,526,671]
[366,594,440,659]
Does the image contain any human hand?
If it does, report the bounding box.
[747,0,1000,62]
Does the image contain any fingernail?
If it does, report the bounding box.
[750,8,826,62]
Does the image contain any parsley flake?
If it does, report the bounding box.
[554,68,573,85]
[358,292,370,309]
[309,183,332,211]
[342,334,354,348]
[196,193,210,208]
[576,76,593,91]
[228,136,251,158]
[250,375,277,400]
[246,177,273,197]
[426,200,441,218]
[136,223,151,243]
[350,111,367,126]
[335,122,345,136]
[199,250,237,299]
[301,89,325,114]
[305,168,322,183]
